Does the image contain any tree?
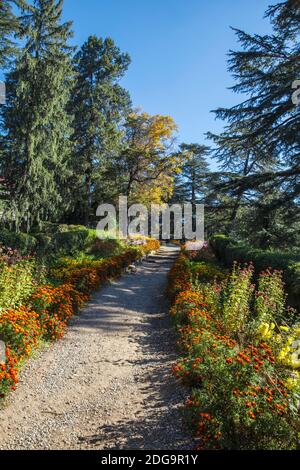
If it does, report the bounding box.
[1,0,74,232]
[207,0,300,244]
[172,143,209,205]
[111,111,179,206]
[0,0,17,67]
[69,36,131,225]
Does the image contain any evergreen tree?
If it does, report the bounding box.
[69,36,131,225]
[208,0,300,244]
[0,0,17,67]
[173,143,209,205]
[1,0,74,232]
[212,1,300,196]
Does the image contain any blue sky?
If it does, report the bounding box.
[61,0,276,152]
[5,1,277,159]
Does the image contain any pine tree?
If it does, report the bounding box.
[213,1,300,194]
[208,0,300,243]
[1,0,74,232]
[173,143,209,205]
[69,36,131,225]
[0,0,17,68]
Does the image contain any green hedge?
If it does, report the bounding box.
[35,226,97,256]
[0,225,98,257]
[0,228,38,254]
[210,234,300,306]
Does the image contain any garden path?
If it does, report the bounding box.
[0,246,192,450]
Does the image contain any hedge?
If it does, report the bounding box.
[0,229,38,254]
[0,225,98,257]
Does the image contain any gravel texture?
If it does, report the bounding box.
[0,246,193,450]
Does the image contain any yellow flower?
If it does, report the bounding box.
[279,326,290,332]
[257,322,274,340]
[274,334,282,343]
[285,377,298,390]
[277,346,291,362]
[290,352,300,369]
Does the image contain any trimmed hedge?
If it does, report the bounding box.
[0,225,98,257]
[35,225,98,256]
[0,229,37,254]
[210,234,300,306]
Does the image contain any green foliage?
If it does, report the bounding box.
[172,143,209,205]
[0,0,16,67]
[210,234,300,308]
[255,269,287,323]
[35,225,98,256]
[0,228,37,254]
[1,0,74,232]
[190,262,226,284]
[69,35,131,224]
[221,264,254,337]
[88,238,124,258]
[206,1,300,245]
[0,257,37,311]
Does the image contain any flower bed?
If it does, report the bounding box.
[169,245,300,450]
[0,239,159,397]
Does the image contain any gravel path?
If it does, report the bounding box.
[0,246,193,450]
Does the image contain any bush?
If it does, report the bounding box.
[167,254,192,301]
[88,238,124,258]
[190,262,226,284]
[31,284,88,340]
[0,307,42,396]
[221,263,254,337]
[0,248,38,311]
[0,229,37,254]
[35,226,98,257]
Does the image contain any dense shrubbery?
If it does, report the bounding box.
[0,229,38,255]
[169,246,300,450]
[0,225,99,258]
[0,235,160,397]
[88,238,124,258]
[210,234,300,307]
[0,246,41,311]
[35,225,98,257]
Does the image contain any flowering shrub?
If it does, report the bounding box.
[255,269,287,323]
[88,238,123,257]
[0,245,26,265]
[185,242,216,263]
[0,247,38,311]
[0,307,43,396]
[31,284,88,340]
[170,250,300,450]
[221,263,254,337]
[167,254,192,301]
[190,262,226,284]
